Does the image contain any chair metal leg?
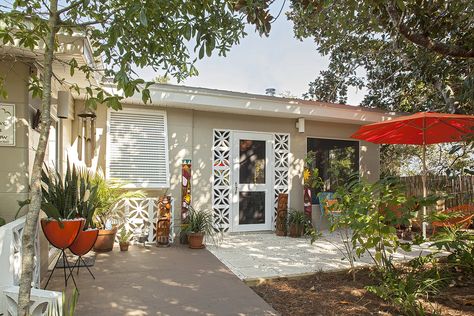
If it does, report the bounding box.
[81,256,96,279]
[62,251,68,287]
[64,254,79,291]
[43,250,63,290]
[66,257,80,281]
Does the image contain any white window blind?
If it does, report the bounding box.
[107,109,169,188]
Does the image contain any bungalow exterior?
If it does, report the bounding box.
[0,34,396,244]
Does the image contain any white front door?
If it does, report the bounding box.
[231,132,273,232]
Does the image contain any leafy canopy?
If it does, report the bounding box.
[0,0,271,109]
[288,0,474,114]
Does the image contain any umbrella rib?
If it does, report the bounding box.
[437,118,472,137]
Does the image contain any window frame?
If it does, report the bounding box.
[106,107,170,189]
[306,136,360,204]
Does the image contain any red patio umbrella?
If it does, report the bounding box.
[351,112,474,237]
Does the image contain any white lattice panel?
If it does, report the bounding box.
[273,133,290,229]
[212,130,231,232]
[0,217,40,289]
[1,286,62,316]
[112,197,175,243]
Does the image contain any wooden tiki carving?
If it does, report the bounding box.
[157,195,171,246]
[276,193,288,236]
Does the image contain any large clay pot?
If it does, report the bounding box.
[187,232,205,249]
[93,226,118,252]
[69,229,99,256]
[41,218,84,249]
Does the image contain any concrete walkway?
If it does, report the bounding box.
[47,245,277,316]
[207,232,436,281]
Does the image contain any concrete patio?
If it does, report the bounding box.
[46,245,277,316]
[207,232,436,282]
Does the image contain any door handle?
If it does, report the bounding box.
[234,182,238,194]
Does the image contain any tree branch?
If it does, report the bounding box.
[57,0,86,15]
[385,2,474,58]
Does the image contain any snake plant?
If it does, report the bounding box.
[41,161,79,220]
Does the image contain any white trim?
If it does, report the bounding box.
[105,107,170,189]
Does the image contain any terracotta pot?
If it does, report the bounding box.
[119,242,129,251]
[41,218,84,249]
[69,229,99,256]
[93,226,118,252]
[187,232,205,249]
[289,223,303,238]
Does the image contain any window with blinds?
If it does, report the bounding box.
[107,109,169,188]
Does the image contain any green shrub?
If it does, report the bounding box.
[330,176,420,271]
[431,227,474,271]
[366,254,445,316]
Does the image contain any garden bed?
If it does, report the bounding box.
[251,267,474,316]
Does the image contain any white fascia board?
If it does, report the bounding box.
[101,84,398,124]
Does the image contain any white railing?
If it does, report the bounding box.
[111,197,175,244]
[0,217,62,316]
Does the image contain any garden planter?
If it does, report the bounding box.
[119,242,130,251]
[187,232,205,249]
[41,218,84,249]
[93,226,118,252]
[288,223,304,238]
[69,229,99,256]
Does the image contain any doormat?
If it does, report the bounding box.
[52,252,96,269]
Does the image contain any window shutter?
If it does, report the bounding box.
[107,110,169,188]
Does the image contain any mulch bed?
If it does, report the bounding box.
[251,267,474,316]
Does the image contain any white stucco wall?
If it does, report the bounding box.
[76,101,380,232]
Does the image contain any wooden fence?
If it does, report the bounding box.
[399,175,474,208]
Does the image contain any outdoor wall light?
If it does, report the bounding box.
[296,117,305,133]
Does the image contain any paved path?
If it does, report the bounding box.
[208,232,436,281]
[47,245,277,316]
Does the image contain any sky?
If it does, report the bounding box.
[137,3,367,105]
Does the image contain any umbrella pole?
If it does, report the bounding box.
[422,144,427,239]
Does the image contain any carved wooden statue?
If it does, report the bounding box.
[276,193,288,236]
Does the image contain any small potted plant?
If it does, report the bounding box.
[184,206,215,249]
[118,228,133,251]
[288,208,307,238]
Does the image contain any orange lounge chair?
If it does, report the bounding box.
[431,204,474,235]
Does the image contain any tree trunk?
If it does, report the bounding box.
[17,1,59,315]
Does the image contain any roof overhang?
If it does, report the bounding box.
[98,83,398,125]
